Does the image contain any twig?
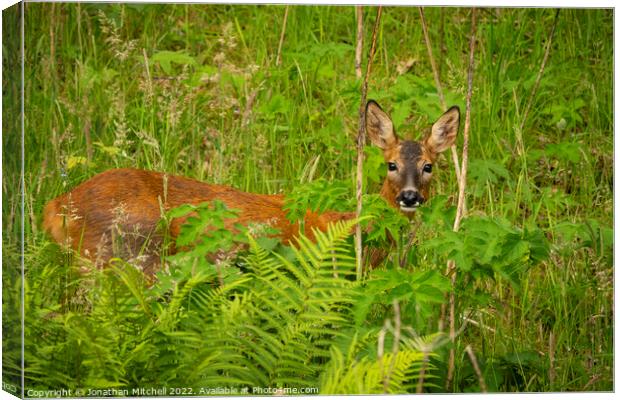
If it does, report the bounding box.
[418,7,461,183]
[355,6,363,78]
[465,345,487,392]
[518,9,560,136]
[275,6,290,67]
[446,8,477,391]
[453,14,476,231]
[355,6,382,280]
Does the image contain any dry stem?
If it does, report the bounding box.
[275,6,290,67]
[355,6,382,280]
[465,345,487,392]
[355,6,363,78]
[445,8,477,390]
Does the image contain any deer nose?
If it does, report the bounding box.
[397,190,424,208]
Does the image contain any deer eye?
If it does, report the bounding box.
[388,162,398,171]
[423,163,433,173]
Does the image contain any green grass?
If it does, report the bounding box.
[2,3,613,394]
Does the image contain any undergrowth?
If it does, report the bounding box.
[2,4,613,394]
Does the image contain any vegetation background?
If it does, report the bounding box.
[2,3,613,395]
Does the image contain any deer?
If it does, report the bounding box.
[42,100,459,276]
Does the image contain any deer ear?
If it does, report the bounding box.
[366,100,398,149]
[425,106,460,154]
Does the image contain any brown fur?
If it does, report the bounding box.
[42,168,355,274]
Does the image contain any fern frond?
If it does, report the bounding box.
[319,346,427,394]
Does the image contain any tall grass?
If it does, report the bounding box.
[2,4,613,393]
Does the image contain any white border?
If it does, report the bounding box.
[0,1,616,400]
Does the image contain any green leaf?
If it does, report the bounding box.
[283,179,350,223]
[468,159,511,197]
[363,146,385,185]
[419,195,455,229]
[259,94,292,117]
[151,51,197,74]
[544,142,581,163]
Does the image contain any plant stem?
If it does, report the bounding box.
[275,6,289,67]
[355,6,382,280]
[355,6,363,78]
[446,7,477,391]
[465,345,487,392]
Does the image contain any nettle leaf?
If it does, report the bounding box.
[553,219,611,262]
[553,221,584,243]
[167,200,245,256]
[410,269,451,293]
[501,233,531,265]
[468,159,512,197]
[419,195,456,230]
[424,230,472,271]
[389,283,415,301]
[524,225,550,263]
[462,217,506,265]
[413,285,445,304]
[545,98,586,127]
[423,216,550,287]
[468,159,511,183]
[539,187,574,214]
[352,291,378,328]
[409,270,451,304]
[352,268,450,328]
